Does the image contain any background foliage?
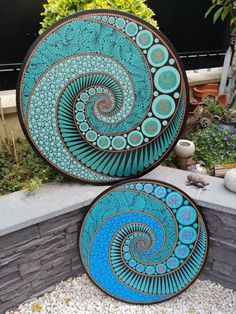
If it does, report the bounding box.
[40,0,157,33]
[0,140,65,195]
[205,0,236,35]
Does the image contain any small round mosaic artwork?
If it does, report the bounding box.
[79,180,208,304]
[17,9,188,184]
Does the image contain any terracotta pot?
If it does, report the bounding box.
[193,84,219,102]
[218,94,227,106]
[224,168,236,193]
[174,140,195,158]
[193,84,227,106]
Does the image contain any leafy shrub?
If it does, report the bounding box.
[190,125,236,168]
[206,101,224,117]
[40,0,157,33]
[0,140,65,195]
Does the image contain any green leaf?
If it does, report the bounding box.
[230,16,236,25]
[204,4,217,18]
[221,7,229,20]
[213,7,224,23]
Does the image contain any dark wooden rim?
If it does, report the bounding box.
[77,178,209,305]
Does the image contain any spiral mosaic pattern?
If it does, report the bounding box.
[17,9,188,183]
[79,180,208,304]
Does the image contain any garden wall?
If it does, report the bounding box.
[0,208,85,313]
[0,166,236,312]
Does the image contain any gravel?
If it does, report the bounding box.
[7,274,236,314]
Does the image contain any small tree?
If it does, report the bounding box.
[40,0,157,34]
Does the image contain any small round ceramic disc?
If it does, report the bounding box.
[79,180,208,304]
[17,9,188,184]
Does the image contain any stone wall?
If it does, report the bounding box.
[0,203,236,312]
[201,207,236,290]
[0,208,86,313]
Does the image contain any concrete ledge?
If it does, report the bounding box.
[187,67,222,86]
[0,67,222,115]
[0,90,17,114]
[0,166,235,237]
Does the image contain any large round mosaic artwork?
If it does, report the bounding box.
[17,9,188,183]
[79,180,208,304]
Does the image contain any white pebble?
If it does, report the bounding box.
[6,274,236,314]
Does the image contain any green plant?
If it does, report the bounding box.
[205,101,224,117]
[221,108,236,121]
[205,0,236,35]
[161,151,175,167]
[40,0,157,33]
[190,125,236,168]
[0,140,65,195]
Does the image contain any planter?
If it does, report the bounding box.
[219,119,236,132]
[193,84,227,106]
[174,140,195,158]
[224,168,236,192]
[193,83,219,101]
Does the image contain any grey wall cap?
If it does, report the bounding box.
[0,166,235,236]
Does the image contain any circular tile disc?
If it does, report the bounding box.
[17,9,188,184]
[79,180,208,304]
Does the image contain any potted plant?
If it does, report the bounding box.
[219,109,236,131]
[204,96,225,117]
